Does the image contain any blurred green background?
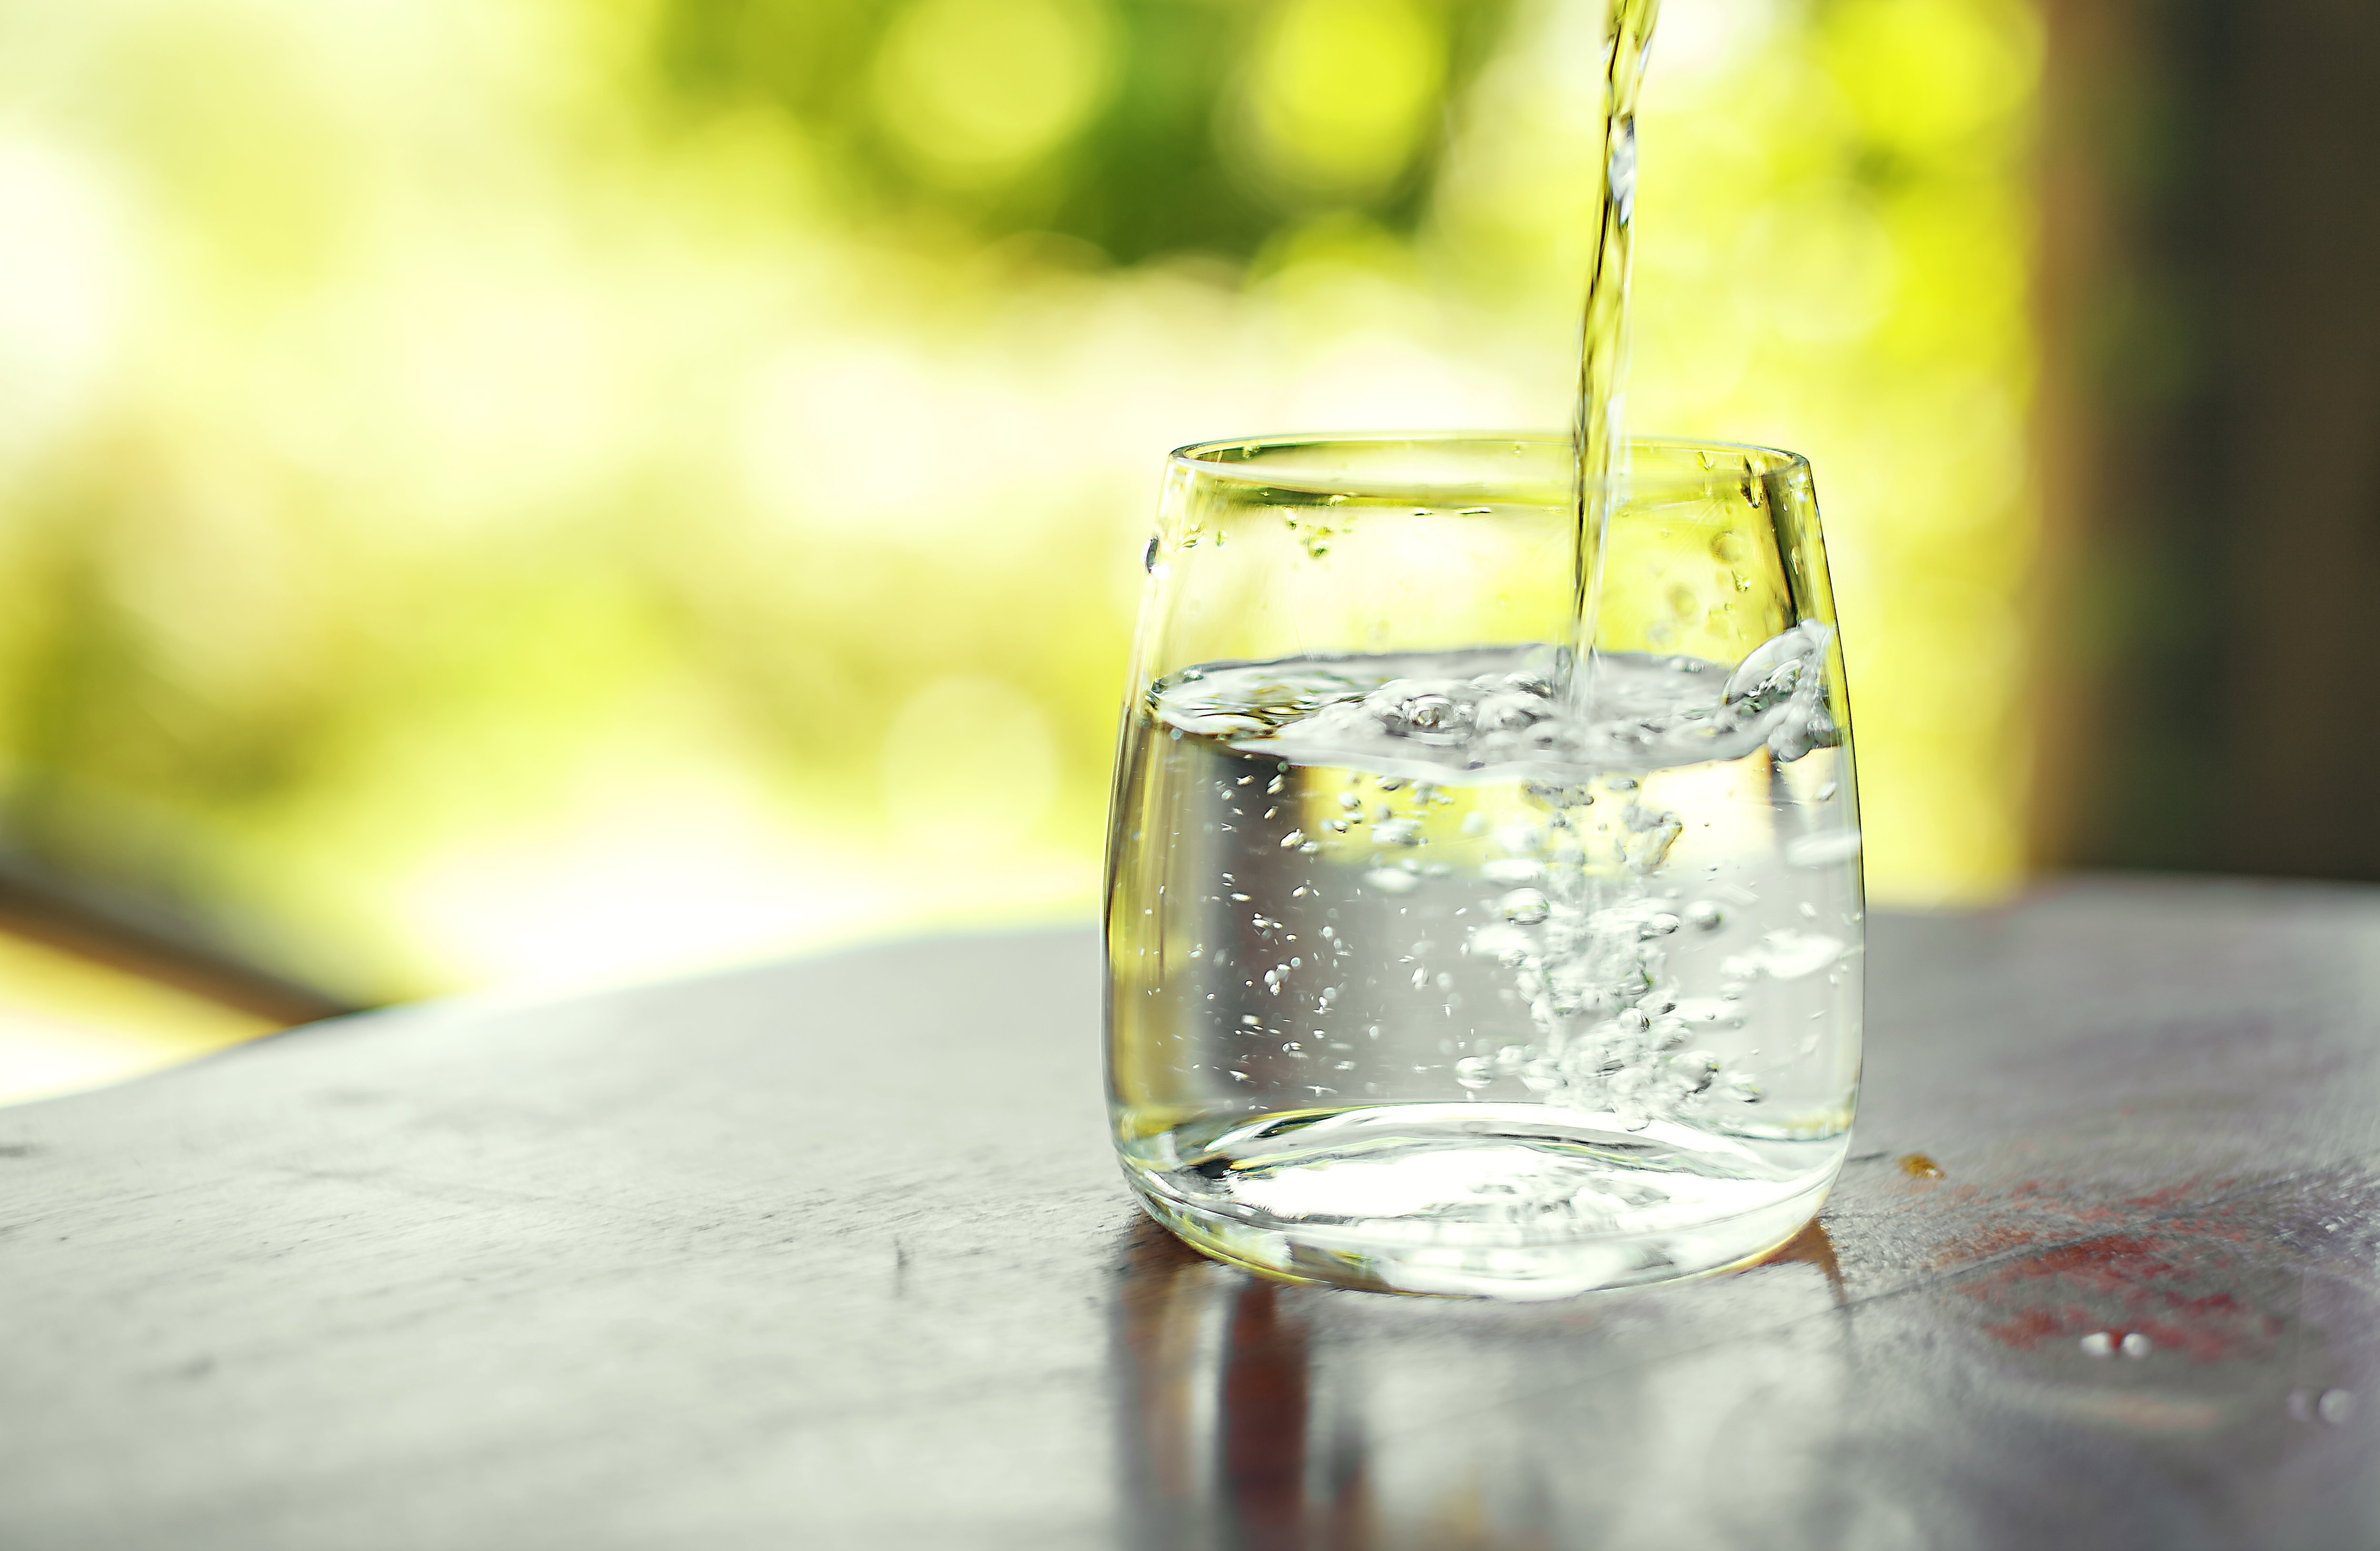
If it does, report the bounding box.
[0,0,2040,1058]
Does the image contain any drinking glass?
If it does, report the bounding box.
[1105,434,1861,1297]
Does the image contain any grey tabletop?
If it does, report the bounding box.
[6,875,2380,1550]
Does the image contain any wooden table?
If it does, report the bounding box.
[6,876,2380,1549]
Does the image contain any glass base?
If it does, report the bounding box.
[1122,1103,1844,1300]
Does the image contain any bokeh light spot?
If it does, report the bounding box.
[1240,0,1446,202]
[0,140,136,462]
[869,0,1118,187]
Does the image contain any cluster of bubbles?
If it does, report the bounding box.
[1462,881,1765,1130]
[1451,805,1851,1128]
[1238,622,1840,776]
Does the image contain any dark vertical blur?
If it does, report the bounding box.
[2036,0,2380,878]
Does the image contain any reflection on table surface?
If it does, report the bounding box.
[1108,1174,2380,1551]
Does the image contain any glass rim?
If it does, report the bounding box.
[1167,431,1811,498]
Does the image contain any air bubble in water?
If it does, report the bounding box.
[1404,696,1455,731]
[1364,869,1421,895]
[1670,1050,1721,1093]
[1755,929,1844,980]
[1786,830,1862,868]
[1492,823,1544,856]
[1684,900,1725,931]
[1454,1056,1494,1091]
[1498,888,1551,925]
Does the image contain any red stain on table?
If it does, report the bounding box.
[1961,1227,2285,1363]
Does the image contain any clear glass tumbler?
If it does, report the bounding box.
[1105,435,1862,1297]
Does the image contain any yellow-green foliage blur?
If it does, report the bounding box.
[0,0,2039,1002]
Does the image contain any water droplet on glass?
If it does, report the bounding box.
[2321,1389,2358,1425]
[2080,1332,2114,1359]
[2120,1332,2152,1359]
